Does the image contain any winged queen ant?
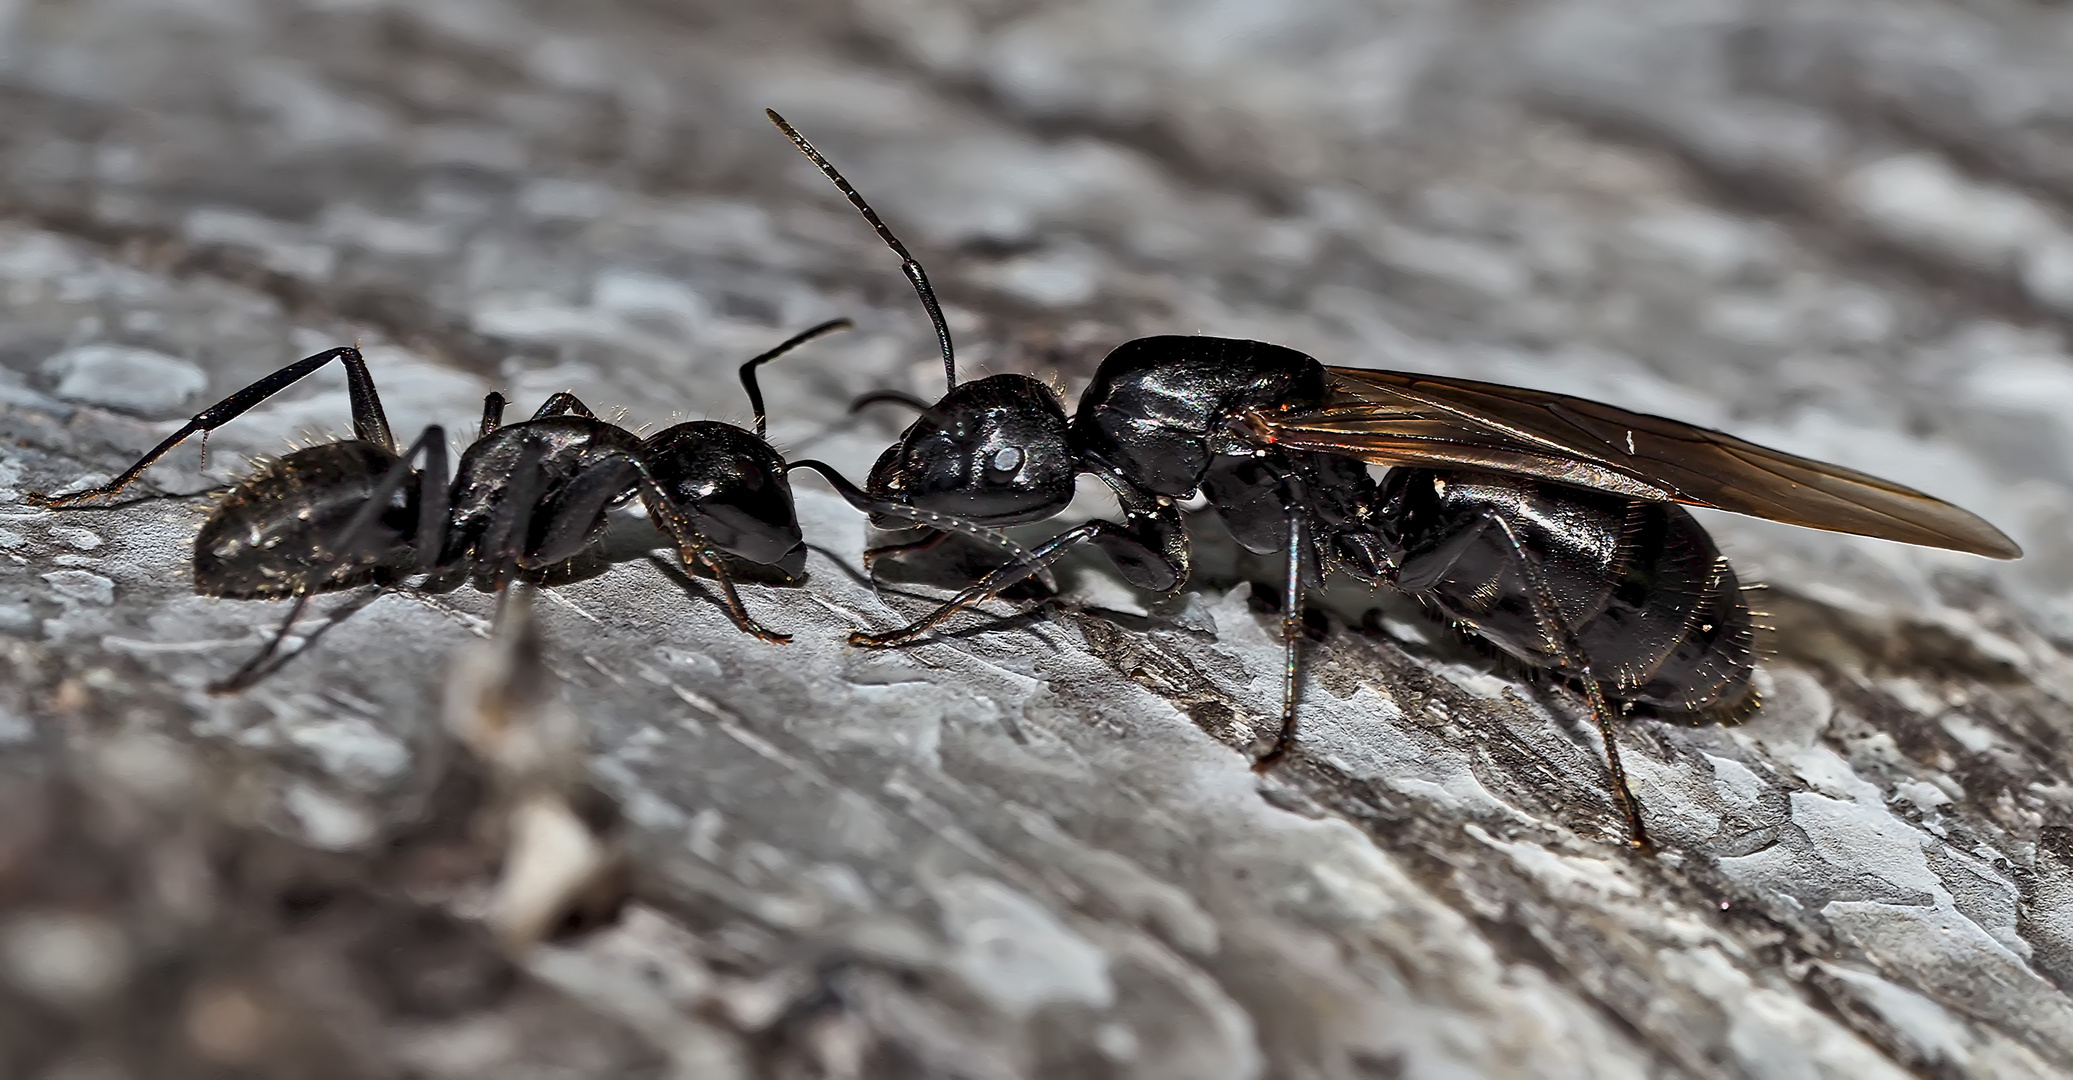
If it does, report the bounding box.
[764,109,2021,849]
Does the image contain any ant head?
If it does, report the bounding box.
[768,112,1075,523]
[867,375,1075,526]
[643,422,807,581]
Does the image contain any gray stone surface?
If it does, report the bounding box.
[4,0,2073,1077]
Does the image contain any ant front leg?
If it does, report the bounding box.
[28,346,391,506]
[633,477,791,645]
[863,527,951,572]
[477,438,548,591]
[850,505,1186,648]
[785,459,1067,594]
[523,459,640,569]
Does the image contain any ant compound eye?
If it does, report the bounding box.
[986,446,1024,476]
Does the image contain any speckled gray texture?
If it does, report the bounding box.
[5,1,2073,1077]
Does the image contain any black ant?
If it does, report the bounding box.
[24,320,906,690]
[765,108,2021,849]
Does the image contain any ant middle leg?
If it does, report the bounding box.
[1228,459,1318,771]
[29,346,392,505]
[1251,506,1309,772]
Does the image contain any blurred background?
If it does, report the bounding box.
[5,1,2073,1077]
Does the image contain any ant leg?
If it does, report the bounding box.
[634,482,792,644]
[850,514,1182,648]
[738,318,852,437]
[210,593,314,694]
[523,460,639,568]
[315,426,452,574]
[480,392,508,438]
[1235,459,1315,771]
[1477,510,1653,851]
[28,347,391,505]
[864,528,949,569]
[786,459,1064,593]
[342,350,395,451]
[210,425,448,693]
[414,432,451,574]
[1253,506,1308,771]
[207,588,390,694]
[1085,469,1192,593]
[530,393,597,420]
[850,522,1104,646]
[480,439,548,589]
[694,539,791,644]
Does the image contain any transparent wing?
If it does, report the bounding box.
[1249,367,2020,558]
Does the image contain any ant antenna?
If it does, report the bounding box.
[739,317,854,437]
[766,109,958,393]
[848,389,932,415]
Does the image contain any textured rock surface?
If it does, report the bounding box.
[5,1,2073,1077]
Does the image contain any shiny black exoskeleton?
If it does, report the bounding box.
[1375,469,1755,718]
[30,322,852,690]
[767,110,1769,848]
[1198,454,1758,715]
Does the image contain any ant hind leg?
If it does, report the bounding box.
[1477,510,1653,851]
[209,593,314,694]
[209,426,451,693]
[29,347,392,506]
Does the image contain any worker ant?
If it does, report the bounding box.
[26,320,1021,691]
[765,108,2021,849]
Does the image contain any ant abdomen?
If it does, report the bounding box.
[195,442,421,600]
[1382,468,1757,720]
